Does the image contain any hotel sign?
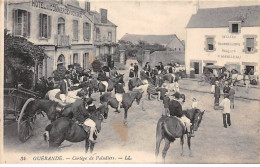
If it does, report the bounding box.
[32,0,82,18]
[217,35,241,59]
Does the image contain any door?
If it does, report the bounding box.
[194,62,199,74]
[246,66,254,75]
[107,55,112,68]
[83,53,89,70]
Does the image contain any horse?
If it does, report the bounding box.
[100,92,119,113]
[61,100,109,120]
[155,109,204,162]
[45,87,88,105]
[100,90,144,125]
[98,74,124,94]
[44,108,106,153]
[128,77,154,91]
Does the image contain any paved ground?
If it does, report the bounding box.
[3,68,260,163]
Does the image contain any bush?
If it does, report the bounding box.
[53,66,67,81]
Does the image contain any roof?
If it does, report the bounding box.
[186,6,260,28]
[120,34,178,45]
[90,11,117,27]
[150,51,185,65]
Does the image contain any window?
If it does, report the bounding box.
[83,53,89,69]
[96,27,100,41]
[83,22,91,41]
[232,24,238,33]
[108,32,112,42]
[206,37,214,51]
[246,38,254,52]
[39,13,51,38]
[58,17,65,35]
[229,21,241,33]
[73,53,78,64]
[57,54,65,68]
[13,9,31,37]
[73,20,78,40]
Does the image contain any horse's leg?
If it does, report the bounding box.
[85,139,90,153]
[155,122,164,161]
[141,99,145,111]
[148,93,151,100]
[187,135,193,157]
[182,94,185,102]
[162,138,172,163]
[123,107,129,126]
[89,140,96,153]
[180,136,184,156]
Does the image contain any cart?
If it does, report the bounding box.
[4,87,40,142]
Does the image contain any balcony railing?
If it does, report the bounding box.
[55,34,70,47]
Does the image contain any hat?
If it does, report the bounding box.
[172,93,180,99]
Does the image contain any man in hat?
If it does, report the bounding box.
[98,69,109,92]
[115,77,125,112]
[134,62,139,77]
[162,92,171,116]
[47,77,55,91]
[60,72,71,103]
[158,62,164,74]
[214,81,221,106]
[169,93,194,137]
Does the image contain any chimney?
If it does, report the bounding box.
[100,8,107,24]
[85,1,90,13]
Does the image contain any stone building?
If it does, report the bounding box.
[185,6,260,77]
[5,0,117,78]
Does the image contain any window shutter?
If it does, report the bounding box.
[207,38,213,44]
[246,38,254,48]
[83,23,87,40]
[39,13,42,38]
[12,9,18,35]
[28,12,31,37]
[48,16,51,38]
[88,24,91,40]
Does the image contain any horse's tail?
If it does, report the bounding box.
[162,119,175,142]
[44,124,53,146]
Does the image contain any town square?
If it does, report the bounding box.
[2,0,260,164]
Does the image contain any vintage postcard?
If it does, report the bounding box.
[1,0,260,164]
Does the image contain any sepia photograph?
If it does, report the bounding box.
[1,0,260,164]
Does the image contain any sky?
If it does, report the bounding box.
[80,0,260,42]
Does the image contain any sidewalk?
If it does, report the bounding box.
[179,78,260,101]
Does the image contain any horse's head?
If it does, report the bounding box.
[91,109,105,132]
[134,89,144,105]
[193,110,205,131]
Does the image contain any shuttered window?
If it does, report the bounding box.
[246,38,254,52]
[96,27,100,41]
[73,20,78,40]
[83,22,91,41]
[39,13,51,38]
[108,32,112,42]
[207,37,214,51]
[73,53,78,64]
[13,9,31,37]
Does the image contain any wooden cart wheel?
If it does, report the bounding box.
[17,98,35,142]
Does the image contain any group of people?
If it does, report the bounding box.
[213,81,235,128]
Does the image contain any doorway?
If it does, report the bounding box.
[194,62,199,74]
[245,66,254,75]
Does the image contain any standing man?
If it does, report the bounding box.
[134,62,139,77]
[60,73,70,103]
[115,77,125,112]
[214,81,221,106]
[158,62,164,74]
[229,85,235,109]
[210,75,216,93]
[219,95,231,128]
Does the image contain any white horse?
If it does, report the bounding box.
[45,88,88,105]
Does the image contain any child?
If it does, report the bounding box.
[156,83,168,101]
[229,85,235,109]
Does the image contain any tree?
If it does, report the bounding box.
[4,29,48,89]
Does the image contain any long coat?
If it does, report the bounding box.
[214,85,221,98]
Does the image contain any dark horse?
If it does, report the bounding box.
[128,77,154,91]
[44,104,108,153]
[100,90,144,125]
[155,109,204,162]
[98,74,124,94]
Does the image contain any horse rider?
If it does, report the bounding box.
[47,77,55,91]
[140,68,150,85]
[109,67,119,79]
[60,73,71,103]
[144,62,151,73]
[98,69,109,92]
[71,97,97,143]
[115,77,125,112]
[134,62,139,77]
[169,93,194,137]
[158,62,164,74]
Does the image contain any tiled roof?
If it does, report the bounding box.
[89,11,117,27]
[120,34,178,45]
[186,6,260,28]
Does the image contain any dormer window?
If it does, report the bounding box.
[229,21,241,33]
